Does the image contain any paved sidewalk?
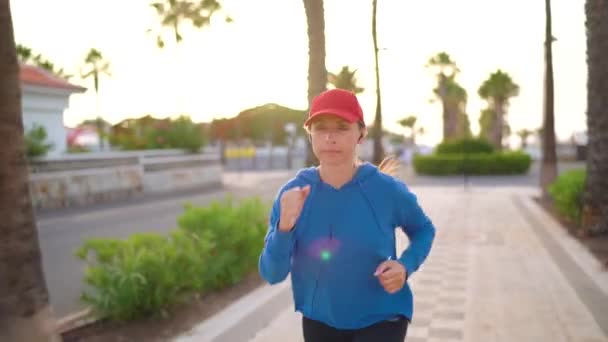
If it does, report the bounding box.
[174,186,608,342]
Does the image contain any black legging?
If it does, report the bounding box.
[302,316,408,342]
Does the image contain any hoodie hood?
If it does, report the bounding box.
[295,162,379,186]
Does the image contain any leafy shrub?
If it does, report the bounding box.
[435,138,495,155]
[413,151,532,175]
[109,116,205,152]
[548,169,586,224]
[176,197,267,290]
[76,197,268,321]
[24,124,53,157]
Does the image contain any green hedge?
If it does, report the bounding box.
[413,151,532,175]
[75,197,268,321]
[548,169,586,224]
[435,138,495,155]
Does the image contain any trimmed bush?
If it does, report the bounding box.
[25,124,53,158]
[413,151,532,175]
[548,169,586,224]
[75,196,268,321]
[435,138,495,155]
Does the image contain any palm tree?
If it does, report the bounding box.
[517,128,533,149]
[582,0,608,235]
[540,0,558,199]
[427,52,461,141]
[371,0,384,164]
[0,1,59,341]
[449,81,471,139]
[81,48,111,150]
[148,0,227,48]
[81,49,111,96]
[328,66,364,94]
[150,0,228,156]
[478,70,520,151]
[398,115,417,145]
[16,43,32,62]
[434,75,469,140]
[16,44,70,79]
[303,0,327,166]
[479,108,494,142]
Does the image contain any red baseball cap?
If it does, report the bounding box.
[304,89,365,127]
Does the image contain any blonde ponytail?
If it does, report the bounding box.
[355,155,400,177]
[377,155,400,177]
[353,121,400,177]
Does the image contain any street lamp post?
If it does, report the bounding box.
[284,123,296,170]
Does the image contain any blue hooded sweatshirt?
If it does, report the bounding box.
[258,162,436,330]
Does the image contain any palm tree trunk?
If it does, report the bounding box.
[303,0,326,166]
[447,106,455,139]
[494,102,504,151]
[521,134,528,149]
[540,0,558,199]
[446,101,460,140]
[372,0,384,163]
[0,1,59,341]
[438,74,450,141]
[582,0,608,235]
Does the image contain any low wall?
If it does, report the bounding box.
[142,154,222,193]
[28,150,222,210]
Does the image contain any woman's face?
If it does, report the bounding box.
[308,115,365,166]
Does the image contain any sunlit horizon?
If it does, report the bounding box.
[11,0,588,146]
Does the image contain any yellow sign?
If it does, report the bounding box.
[225,147,256,158]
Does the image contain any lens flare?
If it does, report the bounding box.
[308,237,341,262]
[320,250,332,261]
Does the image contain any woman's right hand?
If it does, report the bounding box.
[278,185,311,231]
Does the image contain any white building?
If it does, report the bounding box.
[20,64,86,156]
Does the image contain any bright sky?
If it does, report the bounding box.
[11,0,587,146]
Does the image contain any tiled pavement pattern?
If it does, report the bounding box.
[394,188,471,342]
[403,230,470,342]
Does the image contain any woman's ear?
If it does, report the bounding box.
[358,128,368,143]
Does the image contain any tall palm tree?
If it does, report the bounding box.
[582,0,608,235]
[150,0,228,156]
[328,66,364,94]
[478,70,520,150]
[450,80,470,139]
[0,1,59,341]
[81,48,111,150]
[479,108,494,142]
[517,128,533,149]
[371,0,384,164]
[149,0,226,48]
[433,75,469,140]
[398,115,417,145]
[540,0,557,198]
[427,52,461,141]
[303,0,326,166]
[81,49,110,97]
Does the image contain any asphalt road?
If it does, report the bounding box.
[36,174,292,318]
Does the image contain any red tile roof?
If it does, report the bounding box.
[20,64,86,92]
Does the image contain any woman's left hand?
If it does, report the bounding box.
[374,260,407,294]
